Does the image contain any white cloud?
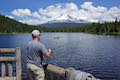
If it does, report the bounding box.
[38,4,62,18]
[65,2,78,11]
[79,2,120,22]
[81,2,107,13]
[38,2,79,20]
[11,8,31,17]
[19,19,42,25]
[32,12,42,20]
[100,7,120,22]
[11,2,120,25]
[6,15,14,19]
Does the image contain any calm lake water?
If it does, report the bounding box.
[0,33,120,80]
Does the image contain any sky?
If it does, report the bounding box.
[0,0,120,25]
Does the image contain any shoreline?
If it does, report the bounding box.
[0,32,120,36]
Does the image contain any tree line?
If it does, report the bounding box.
[47,19,120,35]
[0,14,120,35]
[0,14,47,33]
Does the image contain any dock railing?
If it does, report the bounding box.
[0,47,21,80]
[0,47,99,80]
[45,64,72,80]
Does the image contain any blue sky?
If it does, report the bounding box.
[0,0,120,14]
[0,0,120,25]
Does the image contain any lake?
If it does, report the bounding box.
[0,33,120,80]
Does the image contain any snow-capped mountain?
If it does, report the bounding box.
[47,19,88,24]
[45,15,89,24]
[40,15,90,28]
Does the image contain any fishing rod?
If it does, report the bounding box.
[51,37,82,51]
[65,48,77,68]
[51,40,81,68]
[51,42,70,51]
[47,41,71,60]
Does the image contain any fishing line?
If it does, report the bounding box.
[51,37,82,51]
[51,42,70,51]
[44,39,80,66]
[52,41,80,67]
[24,36,82,68]
[47,41,71,60]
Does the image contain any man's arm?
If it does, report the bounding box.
[41,44,52,57]
[44,49,52,57]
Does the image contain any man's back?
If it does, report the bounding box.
[27,41,48,67]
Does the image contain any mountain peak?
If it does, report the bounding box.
[45,14,89,24]
[40,14,90,28]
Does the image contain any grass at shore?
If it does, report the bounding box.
[108,32,120,35]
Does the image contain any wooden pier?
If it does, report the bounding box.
[0,47,99,80]
[45,64,72,80]
[0,48,21,80]
[0,47,71,80]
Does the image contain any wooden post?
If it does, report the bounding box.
[1,63,6,80]
[0,57,15,62]
[0,48,22,80]
[46,64,74,80]
[16,47,21,80]
[8,63,13,80]
[65,69,72,80]
[46,64,65,77]
[0,48,15,53]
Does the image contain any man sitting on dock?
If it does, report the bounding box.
[27,30,52,80]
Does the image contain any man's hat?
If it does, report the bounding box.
[32,30,41,36]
